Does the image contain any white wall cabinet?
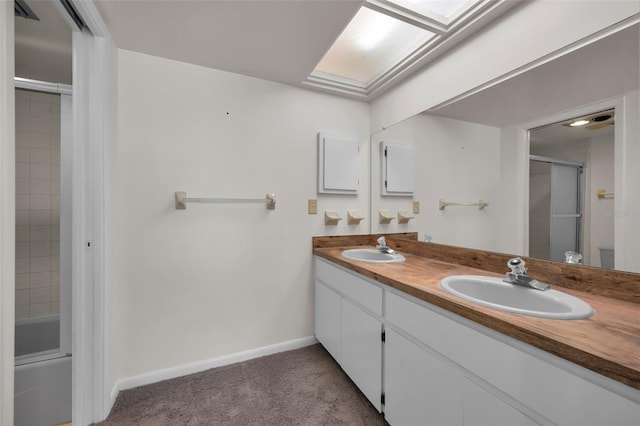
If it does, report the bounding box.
[314,258,382,412]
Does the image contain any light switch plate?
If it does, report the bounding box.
[308,199,318,214]
[413,201,420,214]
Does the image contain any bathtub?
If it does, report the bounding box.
[14,316,72,426]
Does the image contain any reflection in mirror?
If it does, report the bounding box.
[529,110,615,268]
[370,24,639,273]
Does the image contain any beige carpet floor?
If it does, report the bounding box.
[95,344,388,426]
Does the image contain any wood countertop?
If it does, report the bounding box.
[313,245,640,391]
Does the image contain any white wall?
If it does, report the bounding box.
[588,133,615,267]
[111,49,369,383]
[371,114,501,250]
[370,0,640,132]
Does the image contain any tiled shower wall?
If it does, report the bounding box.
[15,89,61,320]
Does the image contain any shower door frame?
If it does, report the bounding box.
[13,79,73,360]
[529,155,584,262]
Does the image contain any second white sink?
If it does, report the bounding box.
[440,275,594,320]
[342,248,405,264]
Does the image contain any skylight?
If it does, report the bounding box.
[314,7,435,84]
[306,0,503,99]
[389,0,476,22]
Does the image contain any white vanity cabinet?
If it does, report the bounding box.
[314,258,383,411]
[384,328,463,425]
[385,290,639,426]
[314,257,639,426]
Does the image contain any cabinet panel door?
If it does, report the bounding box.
[341,298,382,412]
[385,329,463,426]
[463,378,539,426]
[315,281,341,362]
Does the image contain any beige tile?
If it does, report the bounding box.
[30,225,52,241]
[16,242,30,258]
[30,91,55,103]
[52,225,60,241]
[15,273,30,290]
[15,179,30,195]
[16,257,29,274]
[15,90,30,102]
[30,287,51,304]
[30,132,52,148]
[16,99,30,116]
[51,243,60,256]
[51,256,60,271]
[15,194,29,210]
[52,196,60,210]
[31,179,53,195]
[51,273,60,286]
[30,163,52,180]
[15,209,30,226]
[30,256,51,273]
[16,163,30,179]
[16,225,30,242]
[16,114,30,132]
[31,116,52,134]
[52,179,60,194]
[16,131,30,148]
[30,241,52,257]
[30,101,52,117]
[52,164,60,180]
[51,302,60,315]
[16,289,29,306]
[30,194,51,210]
[16,147,29,163]
[52,285,60,302]
[30,303,51,318]
[30,148,52,164]
[29,272,51,288]
[15,305,29,320]
[30,210,52,226]
[52,148,61,165]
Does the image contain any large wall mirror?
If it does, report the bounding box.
[370,23,639,273]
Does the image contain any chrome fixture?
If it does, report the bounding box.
[376,236,397,254]
[564,251,583,264]
[503,258,549,291]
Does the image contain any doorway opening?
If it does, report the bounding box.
[528,109,615,267]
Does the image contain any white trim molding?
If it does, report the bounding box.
[0,2,15,424]
[110,337,319,404]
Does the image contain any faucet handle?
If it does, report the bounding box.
[507,257,527,275]
[377,236,387,248]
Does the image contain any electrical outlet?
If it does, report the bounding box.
[413,201,420,214]
[308,199,318,214]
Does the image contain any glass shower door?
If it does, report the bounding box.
[549,163,582,262]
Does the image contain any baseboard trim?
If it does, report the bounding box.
[108,336,318,409]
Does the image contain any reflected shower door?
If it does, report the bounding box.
[549,163,582,262]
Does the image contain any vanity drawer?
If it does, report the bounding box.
[315,257,382,316]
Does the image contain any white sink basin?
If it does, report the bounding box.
[341,248,405,264]
[440,275,594,320]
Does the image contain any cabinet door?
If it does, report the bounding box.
[341,298,382,412]
[463,378,540,426]
[385,329,463,426]
[315,281,341,362]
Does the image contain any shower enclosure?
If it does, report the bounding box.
[529,156,583,263]
[14,80,72,426]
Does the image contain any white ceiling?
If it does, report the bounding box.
[94,0,363,86]
[428,24,640,128]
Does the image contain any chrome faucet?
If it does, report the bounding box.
[503,257,549,291]
[376,236,397,254]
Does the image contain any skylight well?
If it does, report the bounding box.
[307,0,494,99]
